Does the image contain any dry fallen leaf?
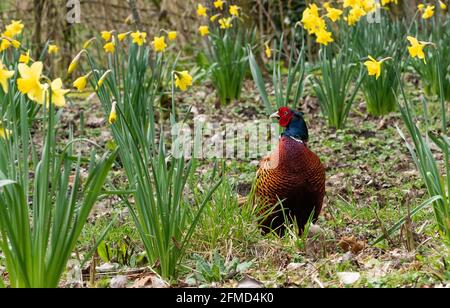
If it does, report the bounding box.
[338,236,366,254]
[131,274,169,289]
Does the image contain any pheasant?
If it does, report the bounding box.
[255,107,326,235]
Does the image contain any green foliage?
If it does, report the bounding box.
[395,55,450,245]
[353,14,405,116]
[312,46,364,129]
[249,29,306,115]
[87,35,222,280]
[204,22,257,105]
[0,100,115,288]
[187,251,252,285]
[411,14,450,101]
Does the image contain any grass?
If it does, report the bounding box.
[28,73,449,288]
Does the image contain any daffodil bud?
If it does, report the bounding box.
[109,101,117,125]
[96,70,112,91]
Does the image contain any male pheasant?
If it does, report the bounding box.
[255,107,326,235]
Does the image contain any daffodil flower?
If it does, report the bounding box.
[19,50,31,64]
[197,4,207,17]
[152,36,167,52]
[5,20,24,37]
[104,42,115,54]
[199,26,210,36]
[229,5,240,17]
[45,78,70,108]
[316,29,334,46]
[422,5,435,19]
[168,31,177,41]
[364,56,391,80]
[174,71,193,91]
[101,31,112,42]
[0,60,14,94]
[219,18,233,29]
[407,36,429,63]
[214,0,225,10]
[48,44,59,54]
[325,7,343,22]
[118,32,130,42]
[131,31,147,46]
[265,43,272,58]
[73,72,92,92]
[17,61,45,104]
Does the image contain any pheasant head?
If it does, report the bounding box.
[270,107,309,143]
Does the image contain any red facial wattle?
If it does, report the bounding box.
[278,107,294,128]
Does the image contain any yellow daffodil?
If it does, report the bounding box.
[109,102,117,124]
[422,5,435,19]
[11,39,20,49]
[0,60,14,94]
[0,122,11,140]
[104,42,115,53]
[48,44,59,54]
[131,31,147,46]
[440,1,447,10]
[381,0,398,6]
[5,20,24,37]
[214,0,225,10]
[229,5,240,17]
[197,4,207,17]
[210,14,221,22]
[101,31,112,42]
[175,71,193,91]
[68,51,85,74]
[344,0,358,8]
[364,56,390,80]
[418,4,425,10]
[326,7,343,22]
[19,50,31,64]
[118,32,129,42]
[73,72,92,92]
[168,31,177,41]
[265,43,272,58]
[407,36,429,63]
[361,0,376,13]
[17,62,45,104]
[219,17,233,29]
[152,36,167,52]
[316,29,334,46]
[0,39,11,52]
[199,26,210,36]
[45,78,70,108]
[301,4,326,35]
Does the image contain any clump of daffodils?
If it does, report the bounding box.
[195,1,242,34]
[1,20,24,52]
[300,4,334,46]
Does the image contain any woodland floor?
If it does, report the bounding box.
[60,75,449,288]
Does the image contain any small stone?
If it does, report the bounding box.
[110,275,128,288]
